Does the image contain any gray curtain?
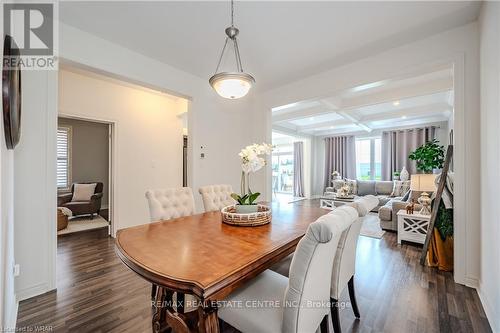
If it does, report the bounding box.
[293,142,304,197]
[324,136,356,188]
[381,126,436,180]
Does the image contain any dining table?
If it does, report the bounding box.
[115,201,329,333]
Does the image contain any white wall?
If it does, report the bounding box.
[59,68,185,231]
[14,70,58,302]
[254,23,480,289]
[479,3,500,332]
[0,67,17,331]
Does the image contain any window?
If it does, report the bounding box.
[57,126,71,189]
[271,145,294,194]
[355,138,381,180]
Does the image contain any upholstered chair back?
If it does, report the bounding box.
[330,202,370,300]
[145,187,195,222]
[198,184,235,212]
[282,206,357,333]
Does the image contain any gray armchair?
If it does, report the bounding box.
[58,182,104,219]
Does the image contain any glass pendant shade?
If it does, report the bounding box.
[209,72,255,99]
[209,1,254,99]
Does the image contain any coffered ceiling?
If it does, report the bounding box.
[272,68,453,137]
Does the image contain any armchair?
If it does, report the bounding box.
[58,182,104,219]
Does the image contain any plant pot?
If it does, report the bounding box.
[235,204,258,214]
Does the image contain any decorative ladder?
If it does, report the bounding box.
[420,144,454,266]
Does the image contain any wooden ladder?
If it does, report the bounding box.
[420,144,453,266]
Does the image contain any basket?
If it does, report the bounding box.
[221,204,272,227]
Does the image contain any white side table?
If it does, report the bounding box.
[396,210,431,245]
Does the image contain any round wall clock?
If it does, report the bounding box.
[2,35,22,150]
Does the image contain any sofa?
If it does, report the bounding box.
[325,179,395,212]
[58,182,104,219]
[378,191,426,231]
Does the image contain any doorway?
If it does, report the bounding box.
[56,116,114,236]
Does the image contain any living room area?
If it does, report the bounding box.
[272,66,455,251]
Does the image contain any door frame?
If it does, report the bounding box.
[58,112,117,237]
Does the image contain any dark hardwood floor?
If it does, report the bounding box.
[17,205,491,333]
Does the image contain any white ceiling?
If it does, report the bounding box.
[59,1,480,91]
[272,68,453,136]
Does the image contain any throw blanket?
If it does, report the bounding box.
[433,172,454,209]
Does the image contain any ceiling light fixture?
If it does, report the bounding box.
[209,0,255,99]
[393,101,400,106]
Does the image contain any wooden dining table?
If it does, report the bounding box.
[115,201,329,333]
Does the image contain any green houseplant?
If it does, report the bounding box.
[408,139,445,173]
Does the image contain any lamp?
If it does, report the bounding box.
[209,0,255,99]
[410,174,437,215]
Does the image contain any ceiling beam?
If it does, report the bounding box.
[272,105,335,123]
[297,118,352,131]
[336,111,372,132]
[272,124,304,137]
[340,77,453,111]
[360,103,452,122]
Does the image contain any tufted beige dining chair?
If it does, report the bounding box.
[198,184,236,212]
[219,206,358,333]
[269,195,379,333]
[145,187,195,222]
[145,187,195,302]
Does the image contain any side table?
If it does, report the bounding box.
[396,210,431,245]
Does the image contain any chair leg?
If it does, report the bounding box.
[151,284,157,301]
[90,213,94,220]
[320,314,329,333]
[330,298,341,333]
[348,276,360,318]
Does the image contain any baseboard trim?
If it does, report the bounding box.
[477,282,498,333]
[464,276,479,289]
[16,282,55,302]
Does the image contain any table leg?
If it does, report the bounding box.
[198,302,219,333]
[152,287,172,333]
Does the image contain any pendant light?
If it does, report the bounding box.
[209,0,255,99]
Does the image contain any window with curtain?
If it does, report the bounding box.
[57,126,72,189]
[355,138,381,180]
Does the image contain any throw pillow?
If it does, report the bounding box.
[344,179,357,195]
[391,180,410,197]
[357,180,376,196]
[72,183,97,202]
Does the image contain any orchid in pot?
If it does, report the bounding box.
[231,143,273,213]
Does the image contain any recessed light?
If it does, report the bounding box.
[330,126,334,129]
[393,101,400,106]
[401,115,407,119]
[309,117,315,121]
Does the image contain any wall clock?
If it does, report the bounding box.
[2,35,22,150]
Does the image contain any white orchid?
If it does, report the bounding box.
[237,143,274,197]
[239,143,273,174]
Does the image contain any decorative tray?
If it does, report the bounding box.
[221,205,272,227]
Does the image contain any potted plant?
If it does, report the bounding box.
[393,171,400,180]
[408,139,445,173]
[232,143,273,213]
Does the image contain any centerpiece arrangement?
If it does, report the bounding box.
[221,143,273,226]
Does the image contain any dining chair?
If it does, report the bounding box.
[218,205,358,333]
[269,195,379,333]
[198,184,235,212]
[145,187,195,222]
[145,187,195,301]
